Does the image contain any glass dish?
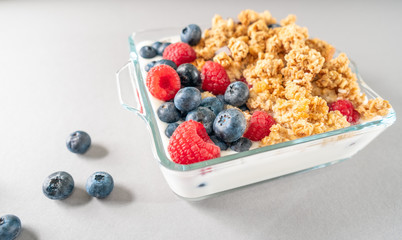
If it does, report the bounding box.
[116,27,396,200]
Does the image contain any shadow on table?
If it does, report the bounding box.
[100,185,134,205]
[19,226,38,240]
[58,186,91,206]
[80,144,108,159]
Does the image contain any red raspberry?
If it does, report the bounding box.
[168,120,220,164]
[329,99,360,124]
[162,42,196,66]
[146,65,181,101]
[243,111,276,141]
[201,61,231,95]
[238,77,252,89]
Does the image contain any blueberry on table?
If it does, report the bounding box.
[268,23,281,29]
[180,24,202,46]
[42,171,75,200]
[174,87,201,112]
[86,172,114,199]
[66,131,91,154]
[154,59,177,70]
[186,107,216,134]
[230,137,252,152]
[165,122,179,138]
[224,81,250,107]
[139,46,157,59]
[176,63,201,87]
[200,97,224,115]
[213,108,246,143]
[157,42,171,56]
[210,135,228,151]
[157,102,181,123]
[0,215,21,240]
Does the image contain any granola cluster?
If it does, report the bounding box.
[192,9,391,146]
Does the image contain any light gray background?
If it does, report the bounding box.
[0,0,401,239]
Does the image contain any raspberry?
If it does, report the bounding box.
[329,99,360,124]
[146,65,181,101]
[238,77,252,89]
[162,42,196,66]
[168,120,220,164]
[243,111,276,141]
[201,61,231,95]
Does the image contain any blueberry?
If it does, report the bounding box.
[268,23,281,29]
[213,108,246,142]
[186,107,216,134]
[157,42,171,55]
[200,97,224,115]
[165,123,179,138]
[230,137,252,152]
[224,81,249,107]
[181,24,202,46]
[157,102,181,123]
[174,87,201,112]
[239,104,249,111]
[210,135,228,150]
[0,215,21,240]
[176,63,201,87]
[216,94,227,105]
[139,46,157,59]
[66,131,91,154]
[86,171,114,199]
[42,171,74,200]
[144,61,157,72]
[152,41,162,51]
[154,59,177,70]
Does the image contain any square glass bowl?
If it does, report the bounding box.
[116,27,396,200]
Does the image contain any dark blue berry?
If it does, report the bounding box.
[180,24,202,46]
[224,81,250,107]
[86,172,114,199]
[176,63,201,87]
[210,135,228,150]
[165,123,179,138]
[66,131,91,154]
[0,215,21,240]
[200,97,224,115]
[268,23,281,29]
[42,171,75,200]
[174,87,201,112]
[157,102,181,123]
[230,137,252,152]
[213,108,246,142]
[157,42,171,55]
[216,95,227,105]
[239,104,249,111]
[186,107,216,134]
[139,46,157,59]
[154,59,177,70]
[152,41,162,51]
[144,61,156,72]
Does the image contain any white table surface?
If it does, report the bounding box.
[0,0,401,239]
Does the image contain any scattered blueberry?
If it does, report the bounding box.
[186,107,216,134]
[165,123,179,138]
[152,41,162,52]
[153,59,177,70]
[230,137,252,152]
[239,104,249,111]
[213,108,246,142]
[180,110,188,120]
[66,131,91,154]
[86,171,114,199]
[210,135,228,150]
[157,42,171,55]
[268,23,281,29]
[139,46,157,59]
[42,171,75,200]
[216,94,227,105]
[0,215,21,240]
[174,87,201,112]
[224,81,250,107]
[176,63,201,87]
[157,102,181,123]
[200,97,224,115]
[197,183,206,188]
[144,61,157,72]
[181,24,202,46]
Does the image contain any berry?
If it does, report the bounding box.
[168,120,220,164]
[146,64,181,101]
[238,77,252,88]
[239,104,249,111]
[213,108,246,142]
[66,131,91,154]
[163,42,196,66]
[42,171,74,200]
[186,107,216,134]
[157,42,171,55]
[243,111,276,141]
[224,81,250,107]
[329,99,360,124]
[180,24,202,46]
[230,137,252,152]
[0,215,21,240]
[200,97,224,115]
[144,61,156,72]
[174,87,201,112]
[216,94,226,105]
[86,172,114,199]
[153,59,177,70]
[268,23,281,29]
[165,123,179,138]
[139,46,157,59]
[152,41,162,52]
[176,63,201,87]
[157,102,181,123]
[210,135,228,151]
[201,61,231,95]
